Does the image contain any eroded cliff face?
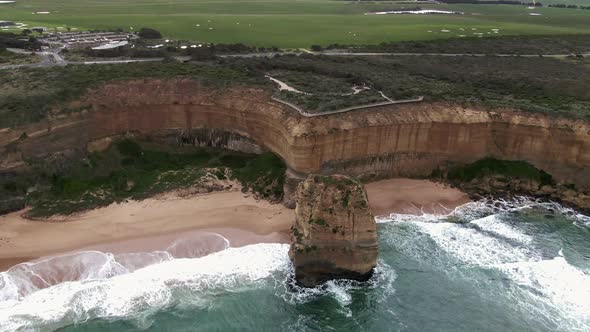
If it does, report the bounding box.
[1,78,589,195]
[289,174,378,287]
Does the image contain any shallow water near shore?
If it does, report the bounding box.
[1,198,589,332]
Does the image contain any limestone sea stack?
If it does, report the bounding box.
[289,174,378,287]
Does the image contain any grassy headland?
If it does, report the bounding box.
[0,62,267,128]
[1,51,590,126]
[241,54,590,118]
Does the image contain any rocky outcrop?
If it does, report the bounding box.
[455,175,590,213]
[289,174,378,287]
[0,79,589,209]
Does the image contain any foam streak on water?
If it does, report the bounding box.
[0,244,290,332]
[379,197,590,332]
[0,232,232,303]
[496,257,590,331]
[1,197,589,332]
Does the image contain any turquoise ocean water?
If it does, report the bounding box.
[1,197,589,332]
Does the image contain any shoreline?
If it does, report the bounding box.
[365,178,471,216]
[0,190,294,271]
[0,178,471,271]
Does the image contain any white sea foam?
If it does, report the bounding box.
[1,251,132,302]
[0,232,232,305]
[379,196,589,226]
[381,197,590,331]
[281,260,397,310]
[496,257,590,331]
[413,221,537,266]
[0,244,290,332]
[375,198,494,224]
[326,281,353,306]
[470,215,533,243]
[2,197,588,331]
[165,232,230,258]
[377,211,439,224]
[112,251,172,272]
[412,222,588,330]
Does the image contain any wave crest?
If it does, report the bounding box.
[0,243,290,332]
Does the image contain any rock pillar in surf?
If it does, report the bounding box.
[289,174,378,287]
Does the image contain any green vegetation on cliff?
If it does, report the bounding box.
[1,48,590,127]
[1,139,285,217]
[0,62,266,128]
[441,157,554,185]
[241,54,590,118]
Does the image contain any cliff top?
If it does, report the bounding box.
[2,55,590,129]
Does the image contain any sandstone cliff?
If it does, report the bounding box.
[0,79,589,209]
[289,174,378,287]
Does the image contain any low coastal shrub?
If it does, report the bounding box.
[346,34,590,56]
[446,157,554,185]
[236,54,590,120]
[4,41,590,129]
[0,62,268,128]
[2,49,590,126]
[0,32,42,50]
[233,152,286,199]
[20,140,286,217]
[138,28,162,39]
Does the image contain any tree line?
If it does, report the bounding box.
[547,3,590,9]
[0,32,42,51]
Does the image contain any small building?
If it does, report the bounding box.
[0,21,16,27]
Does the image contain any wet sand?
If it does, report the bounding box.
[0,191,294,270]
[0,178,469,271]
[366,178,471,216]
[0,256,33,272]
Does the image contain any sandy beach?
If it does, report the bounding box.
[0,178,469,271]
[0,190,293,271]
[365,178,471,216]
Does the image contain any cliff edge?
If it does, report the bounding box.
[289,174,378,287]
[1,79,589,212]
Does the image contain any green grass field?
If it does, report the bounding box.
[1,0,590,47]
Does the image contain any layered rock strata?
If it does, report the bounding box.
[288,174,378,287]
[0,79,589,208]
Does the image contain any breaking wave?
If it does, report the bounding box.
[1,197,589,331]
[281,260,397,306]
[0,242,289,332]
[0,232,231,303]
[379,197,590,331]
[0,242,396,332]
[378,196,590,226]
